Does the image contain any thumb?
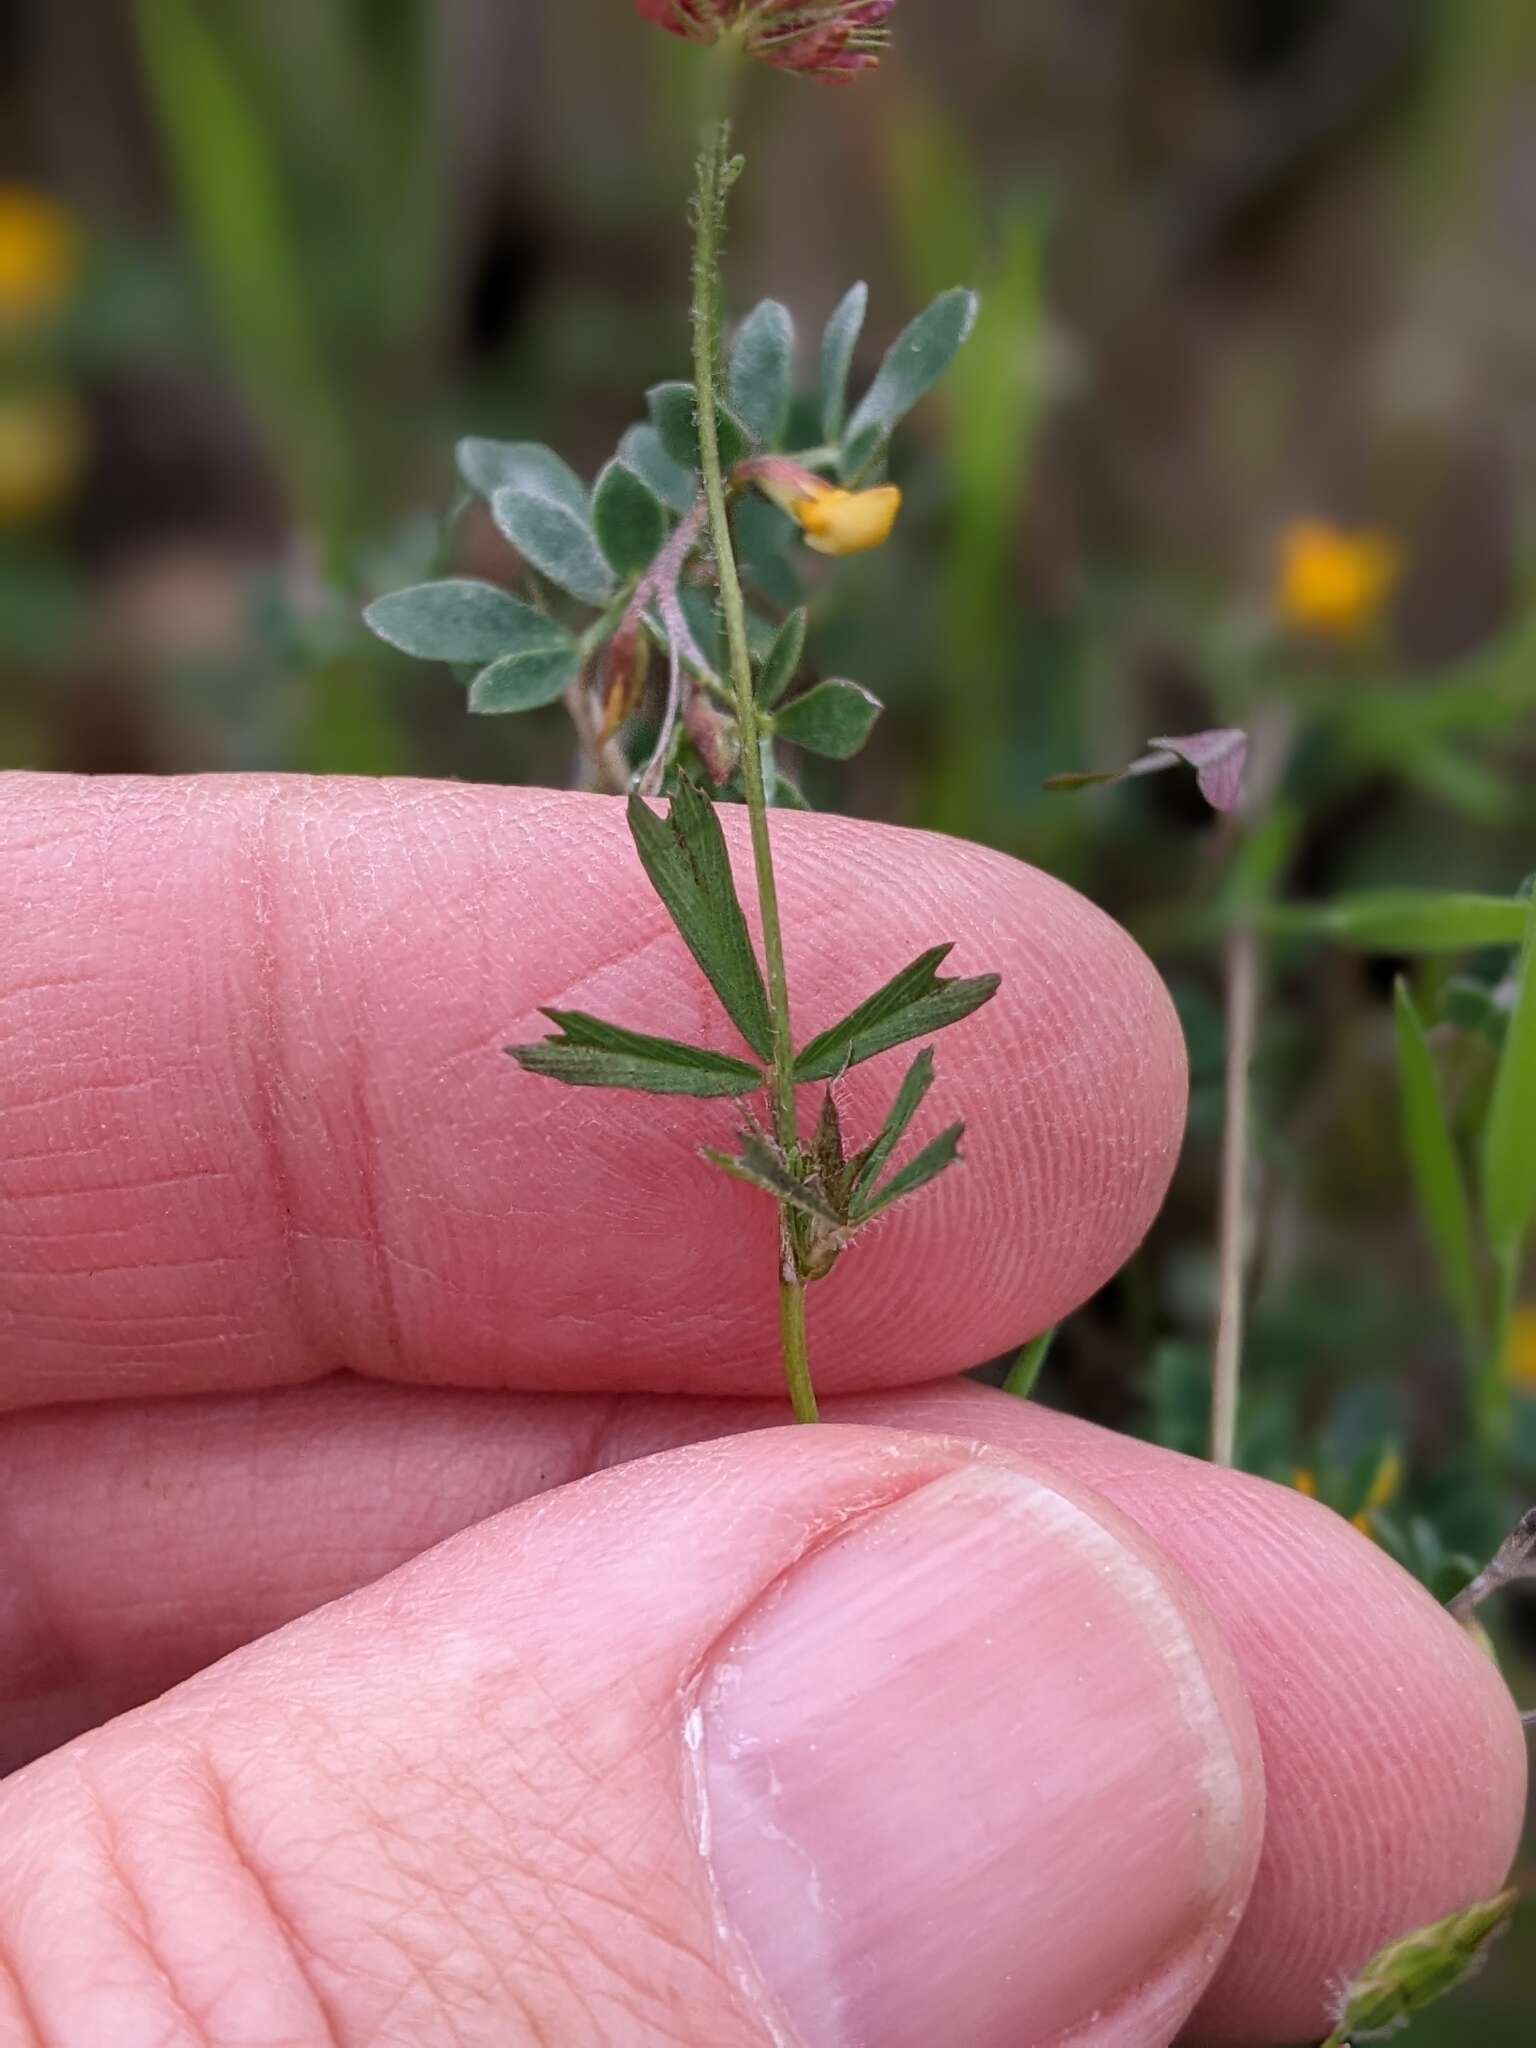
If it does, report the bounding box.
[0,1427,1263,2047]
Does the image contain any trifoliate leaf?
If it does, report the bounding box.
[364,579,548,664]
[820,281,868,444]
[848,1046,936,1202]
[1145,729,1248,813]
[793,945,1001,1083]
[774,679,882,759]
[758,608,807,709]
[841,287,979,477]
[491,487,615,607]
[647,381,751,475]
[1045,728,1247,815]
[507,1010,763,1098]
[729,299,795,448]
[627,775,775,1060]
[854,1123,966,1223]
[1320,1891,1517,2047]
[618,422,696,513]
[593,458,668,579]
[457,439,589,518]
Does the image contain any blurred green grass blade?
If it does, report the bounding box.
[1263,892,1529,951]
[135,0,348,541]
[1393,981,1484,1359]
[1003,1326,1056,1400]
[879,91,1044,840]
[1481,894,1536,1267]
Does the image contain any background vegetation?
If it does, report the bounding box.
[2,3,1533,2035]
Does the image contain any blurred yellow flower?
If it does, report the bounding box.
[1503,1305,1536,1393]
[1351,1446,1402,1535]
[0,391,88,525]
[1290,1467,1318,1498]
[0,186,81,333]
[1276,519,1401,643]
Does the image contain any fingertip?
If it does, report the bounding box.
[0,778,1187,1404]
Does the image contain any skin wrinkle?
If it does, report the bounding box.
[66,1759,218,2048]
[0,1939,48,2048]
[198,1769,354,2048]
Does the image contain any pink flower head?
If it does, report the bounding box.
[632,2,895,83]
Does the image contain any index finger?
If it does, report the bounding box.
[0,773,1185,1408]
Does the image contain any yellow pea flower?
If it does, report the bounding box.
[0,186,81,333]
[1503,1305,1536,1393]
[791,479,902,556]
[1276,519,1401,643]
[745,457,902,557]
[0,391,88,525]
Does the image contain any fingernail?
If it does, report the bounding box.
[698,1461,1255,2048]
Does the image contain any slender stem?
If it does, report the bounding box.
[691,117,817,1423]
[1210,918,1259,1466]
[778,1243,818,1426]
[1003,1324,1057,1400]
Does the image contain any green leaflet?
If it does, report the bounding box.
[457,439,589,518]
[848,1046,935,1201]
[729,299,795,448]
[647,380,751,474]
[757,608,807,709]
[364,579,553,665]
[491,488,615,607]
[819,281,868,444]
[618,422,697,513]
[840,287,979,480]
[853,1123,966,1222]
[793,944,1001,1083]
[468,643,579,714]
[626,776,775,1061]
[703,1130,843,1226]
[507,1010,763,1099]
[592,458,668,579]
[774,679,883,759]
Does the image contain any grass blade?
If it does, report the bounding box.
[1482,893,1536,1269]
[1393,980,1484,1359]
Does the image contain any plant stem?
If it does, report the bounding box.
[691,118,818,1424]
[1210,916,1259,1467]
[1003,1324,1056,1400]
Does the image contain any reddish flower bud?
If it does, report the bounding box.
[632,0,724,41]
[597,616,650,742]
[631,2,895,84]
[682,683,736,783]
